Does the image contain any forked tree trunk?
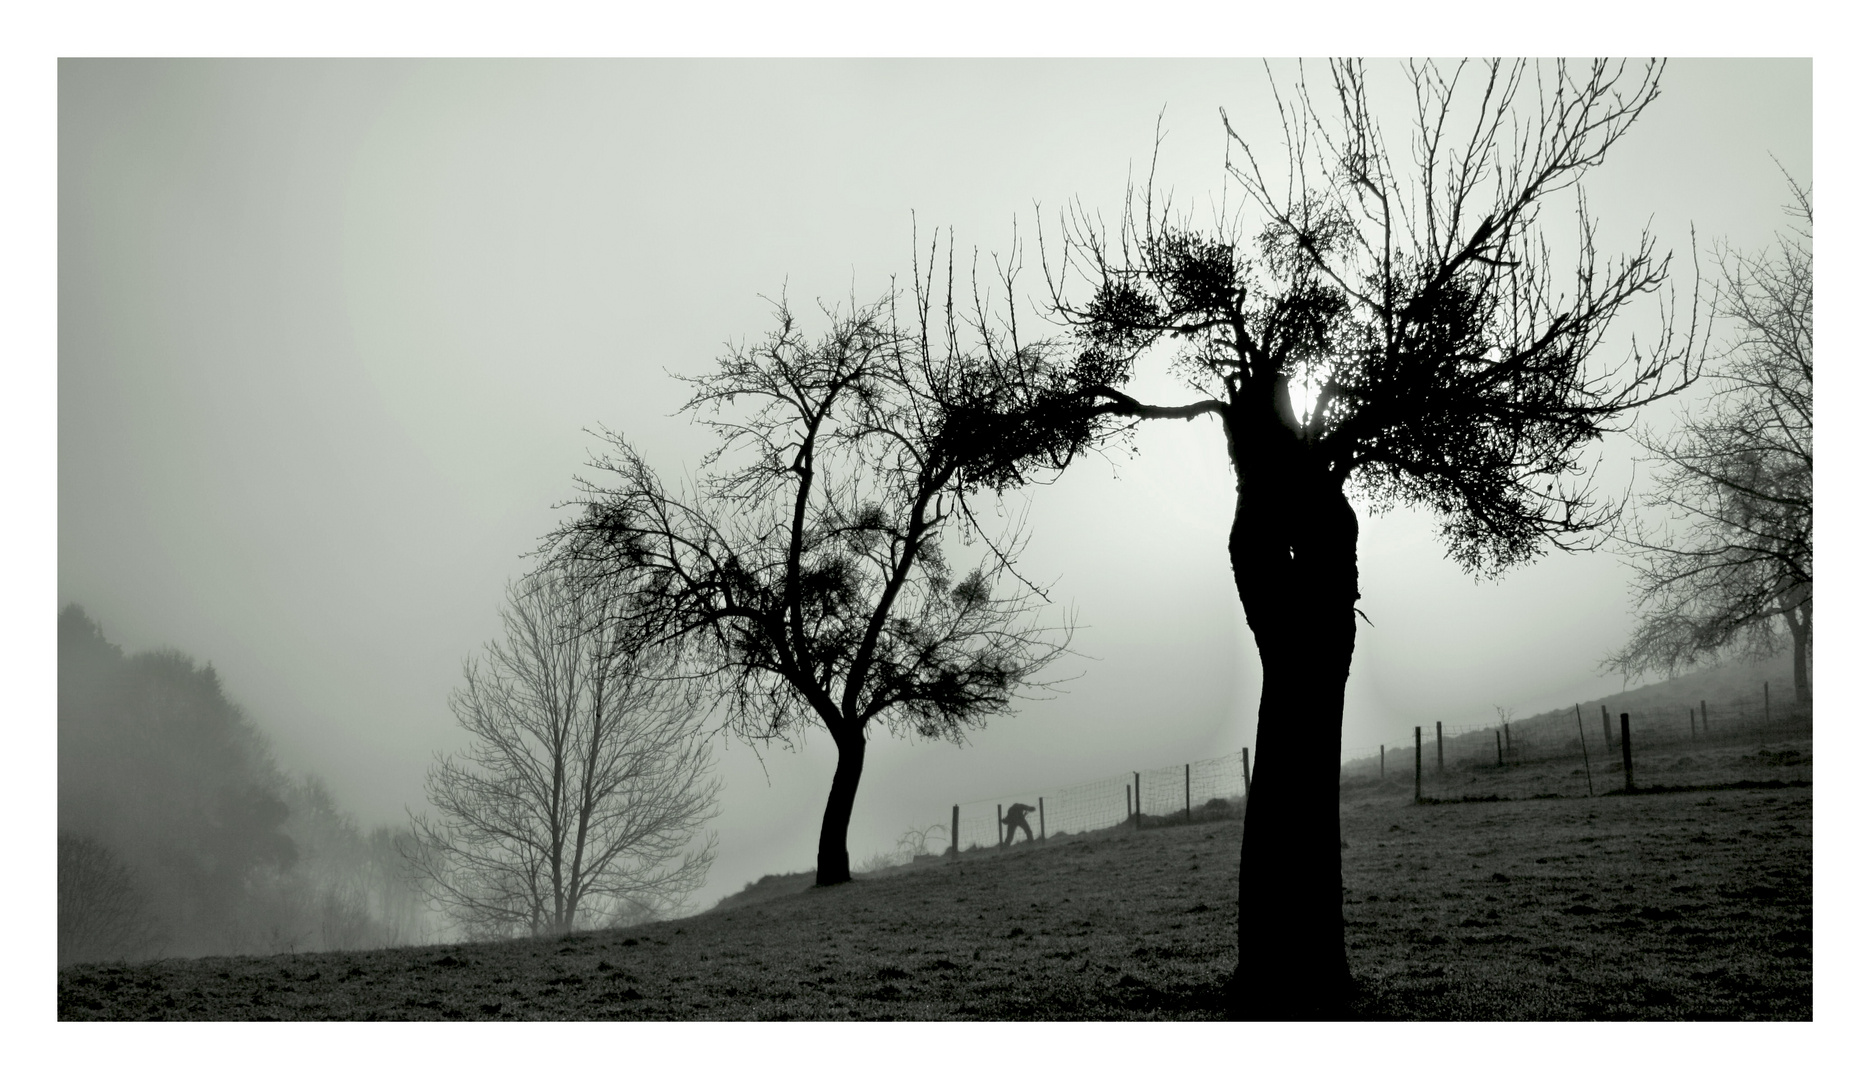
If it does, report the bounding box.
[815,728,867,886]
[1223,432,1359,1019]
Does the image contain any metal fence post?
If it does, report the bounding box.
[1242,746,1251,794]
[950,804,959,857]
[1701,699,1708,735]
[1436,721,1444,772]
[1134,772,1142,829]
[1602,704,1614,751]
[1380,744,1385,779]
[997,804,1005,849]
[1496,730,1503,767]
[1764,681,1771,724]
[1184,763,1192,822]
[1038,797,1046,843]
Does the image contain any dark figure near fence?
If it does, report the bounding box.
[1001,803,1037,847]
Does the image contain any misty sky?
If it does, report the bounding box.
[57,59,1811,908]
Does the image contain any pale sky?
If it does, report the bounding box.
[57,59,1811,907]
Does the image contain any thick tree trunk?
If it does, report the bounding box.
[1786,599,1811,707]
[1223,438,1359,1019]
[814,728,867,886]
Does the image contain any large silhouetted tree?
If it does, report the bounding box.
[1610,179,1811,704]
[550,283,1076,886]
[1033,59,1700,1016]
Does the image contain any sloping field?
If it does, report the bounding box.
[58,739,1810,1020]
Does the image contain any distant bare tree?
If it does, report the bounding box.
[58,832,163,966]
[1611,179,1812,704]
[549,286,1076,886]
[274,776,438,950]
[409,569,718,938]
[362,825,436,946]
[897,823,949,861]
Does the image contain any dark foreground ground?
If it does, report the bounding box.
[59,740,1811,1020]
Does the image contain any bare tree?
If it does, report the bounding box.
[550,284,1074,887]
[1611,179,1812,703]
[362,825,437,946]
[1029,59,1700,1016]
[409,569,718,938]
[58,832,164,966]
[897,823,949,861]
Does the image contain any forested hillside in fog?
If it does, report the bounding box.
[57,604,433,965]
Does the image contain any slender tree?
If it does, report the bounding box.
[1610,179,1812,703]
[409,569,718,937]
[1032,59,1700,1016]
[550,284,1075,887]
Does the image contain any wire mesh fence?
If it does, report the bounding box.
[909,681,1810,862]
[945,750,1253,854]
[1341,685,1813,799]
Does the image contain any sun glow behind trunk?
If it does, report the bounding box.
[1289,369,1323,432]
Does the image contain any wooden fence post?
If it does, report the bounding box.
[1620,713,1634,792]
[1134,772,1142,829]
[950,804,959,857]
[1414,726,1423,803]
[997,804,1005,849]
[1574,704,1595,797]
[1496,730,1503,767]
[1038,797,1046,843]
[1436,721,1444,772]
[1601,704,1614,751]
[1185,763,1192,822]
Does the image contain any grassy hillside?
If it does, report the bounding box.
[1544,654,1804,729]
[58,735,1810,1020]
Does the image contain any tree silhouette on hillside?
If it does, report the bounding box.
[1028,59,1702,1017]
[550,279,1082,886]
